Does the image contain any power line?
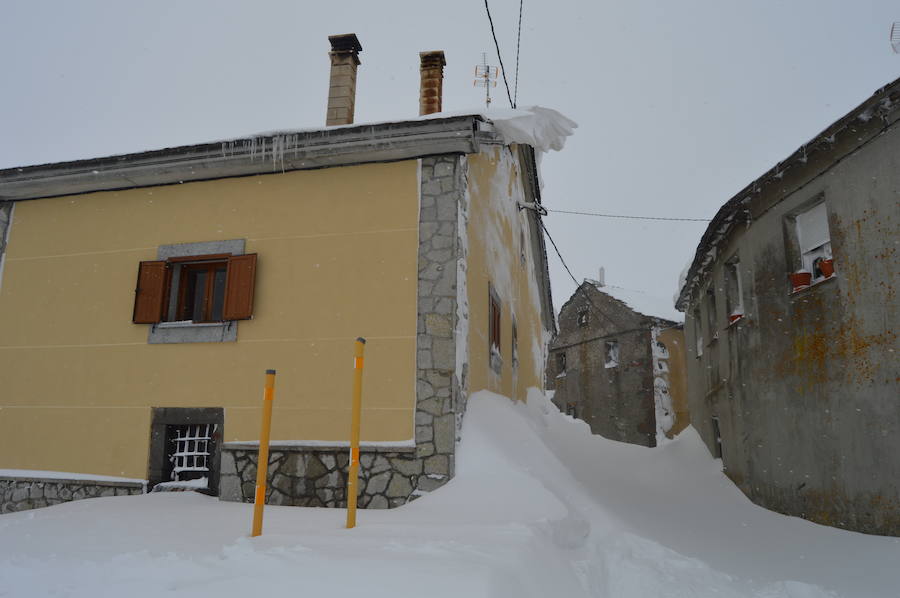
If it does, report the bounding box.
[545,208,711,222]
[483,0,514,108]
[513,0,523,108]
[539,219,619,327]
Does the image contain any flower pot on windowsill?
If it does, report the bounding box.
[790,271,812,293]
[817,258,835,279]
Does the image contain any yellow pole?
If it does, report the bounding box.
[251,369,276,537]
[346,337,366,529]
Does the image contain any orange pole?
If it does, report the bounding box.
[346,338,366,529]
[251,369,276,537]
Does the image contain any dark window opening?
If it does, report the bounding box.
[178,261,228,322]
[711,416,723,460]
[566,403,577,417]
[556,352,566,374]
[604,340,619,368]
[488,284,502,373]
[577,309,589,327]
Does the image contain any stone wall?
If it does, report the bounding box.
[1,475,145,514]
[219,153,469,509]
[219,444,420,508]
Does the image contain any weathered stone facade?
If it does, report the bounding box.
[676,78,900,535]
[219,154,469,509]
[1,475,145,514]
[547,282,682,447]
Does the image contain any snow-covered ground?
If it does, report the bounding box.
[2,390,897,597]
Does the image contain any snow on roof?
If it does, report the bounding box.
[591,282,683,323]
[244,105,577,154]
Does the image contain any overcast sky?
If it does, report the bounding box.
[2,1,898,316]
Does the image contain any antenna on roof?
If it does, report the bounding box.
[891,22,900,53]
[473,52,499,109]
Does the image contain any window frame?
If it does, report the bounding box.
[604,339,619,369]
[134,239,255,344]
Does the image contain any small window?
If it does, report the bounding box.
[711,416,723,461]
[796,202,833,282]
[519,229,527,267]
[488,284,502,373]
[511,318,519,369]
[170,423,213,482]
[577,308,589,327]
[177,260,228,322]
[565,403,577,417]
[556,352,566,375]
[693,308,703,357]
[705,288,718,341]
[604,340,619,368]
[725,257,744,323]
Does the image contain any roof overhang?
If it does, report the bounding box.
[0,115,501,201]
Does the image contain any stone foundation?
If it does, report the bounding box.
[1,474,145,514]
[219,443,428,508]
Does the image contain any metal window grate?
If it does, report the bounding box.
[170,424,212,480]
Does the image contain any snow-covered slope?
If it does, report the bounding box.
[1,391,897,597]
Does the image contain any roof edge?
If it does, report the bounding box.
[675,75,900,311]
[0,116,496,201]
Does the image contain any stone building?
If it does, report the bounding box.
[676,76,900,535]
[547,280,688,447]
[0,35,572,512]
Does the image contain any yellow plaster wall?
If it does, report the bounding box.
[659,327,690,437]
[0,161,419,478]
[465,147,548,401]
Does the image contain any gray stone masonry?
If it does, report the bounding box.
[1,476,145,514]
[218,445,420,508]
[218,154,469,509]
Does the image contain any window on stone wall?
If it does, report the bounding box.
[577,308,589,327]
[604,340,619,368]
[556,352,566,376]
[566,403,577,418]
[796,201,833,282]
[693,308,703,357]
[705,288,718,342]
[711,416,724,461]
[725,256,744,323]
[511,317,519,369]
[489,284,502,373]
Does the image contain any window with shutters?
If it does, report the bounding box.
[132,240,256,344]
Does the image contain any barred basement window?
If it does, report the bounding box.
[170,424,213,481]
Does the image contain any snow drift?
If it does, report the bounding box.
[1,390,897,597]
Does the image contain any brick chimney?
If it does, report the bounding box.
[326,33,363,126]
[419,51,446,116]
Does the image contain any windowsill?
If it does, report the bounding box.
[156,320,226,329]
[727,314,745,328]
[790,273,837,297]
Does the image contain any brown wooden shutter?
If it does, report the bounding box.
[223,253,257,321]
[133,261,167,324]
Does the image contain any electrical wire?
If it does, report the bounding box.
[484,0,514,108]
[539,219,619,327]
[513,0,523,108]
[545,208,711,222]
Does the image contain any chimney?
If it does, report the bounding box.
[597,267,606,287]
[326,33,363,126]
[419,51,446,116]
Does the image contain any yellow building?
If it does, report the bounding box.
[0,36,571,510]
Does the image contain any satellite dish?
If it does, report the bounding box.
[891,22,900,53]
